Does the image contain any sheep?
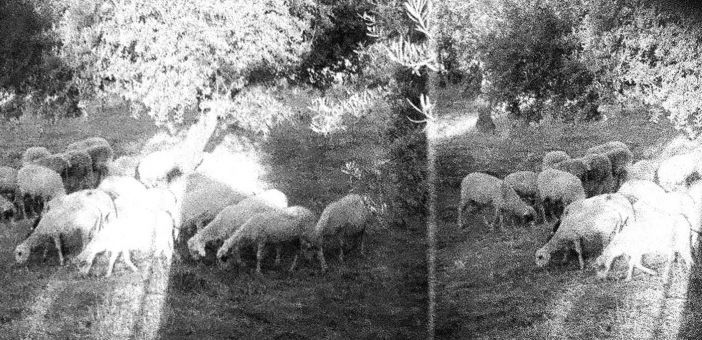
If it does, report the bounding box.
[16,164,66,219]
[144,187,178,216]
[504,171,539,202]
[32,153,71,179]
[458,172,537,231]
[106,155,140,178]
[64,150,95,193]
[136,150,178,188]
[624,159,659,182]
[586,141,633,190]
[552,158,590,182]
[97,175,149,200]
[302,194,373,272]
[73,197,175,277]
[66,137,114,184]
[216,206,316,274]
[14,189,114,266]
[542,150,570,171]
[21,147,51,164]
[535,193,634,269]
[617,179,667,206]
[656,151,702,192]
[581,153,614,197]
[0,166,18,205]
[187,189,288,260]
[595,201,694,281]
[0,194,16,226]
[537,168,586,222]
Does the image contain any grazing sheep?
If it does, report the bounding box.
[21,147,51,164]
[74,197,175,277]
[136,150,178,188]
[542,151,570,171]
[504,171,539,201]
[16,164,66,218]
[587,141,633,190]
[106,155,140,178]
[552,158,590,182]
[656,151,702,191]
[216,206,316,274]
[67,137,114,185]
[64,150,95,193]
[14,189,114,265]
[537,168,586,222]
[187,189,288,260]
[581,153,614,197]
[595,201,693,280]
[302,194,372,272]
[625,159,659,182]
[617,179,667,206]
[32,153,71,179]
[144,187,178,215]
[458,172,537,230]
[535,193,634,269]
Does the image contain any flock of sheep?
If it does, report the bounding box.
[459,140,702,280]
[2,136,375,277]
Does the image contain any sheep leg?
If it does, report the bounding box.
[318,247,328,272]
[289,250,299,272]
[106,251,120,277]
[121,250,139,273]
[275,245,281,266]
[338,237,345,263]
[255,242,264,274]
[53,235,64,266]
[573,239,584,270]
[359,232,365,257]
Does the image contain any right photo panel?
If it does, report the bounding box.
[433,1,702,338]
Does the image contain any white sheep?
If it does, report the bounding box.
[216,206,316,274]
[14,189,114,265]
[535,193,634,269]
[135,150,177,188]
[581,153,614,197]
[656,151,702,191]
[537,168,586,222]
[617,179,667,206]
[302,194,372,272]
[97,175,149,200]
[504,171,538,200]
[64,150,95,193]
[73,197,175,277]
[187,189,288,260]
[106,155,141,178]
[595,201,694,280]
[16,163,66,218]
[542,150,570,171]
[458,172,537,231]
[21,147,51,164]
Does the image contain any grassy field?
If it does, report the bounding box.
[0,95,427,339]
[433,85,702,339]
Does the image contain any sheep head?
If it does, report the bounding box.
[535,246,551,267]
[187,237,206,260]
[14,242,32,264]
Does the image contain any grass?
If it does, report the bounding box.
[433,84,702,339]
[0,91,427,339]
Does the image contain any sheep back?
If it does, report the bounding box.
[17,164,66,199]
[504,171,538,198]
[22,147,50,164]
[537,168,586,204]
[542,151,570,170]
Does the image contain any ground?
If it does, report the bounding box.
[0,95,427,339]
[433,85,702,339]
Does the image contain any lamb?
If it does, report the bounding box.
[14,189,114,265]
[66,137,114,184]
[187,189,288,260]
[535,193,634,269]
[537,168,586,222]
[21,147,51,164]
[552,158,590,182]
[64,150,95,193]
[580,153,614,197]
[624,159,659,182]
[656,151,702,191]
[216,206,316,274]
[595,201,694,280]
[302,194,372,272]
[73,197,175,277]
[458,172,537,231]
[542,150,570,170]
[16,164,66,218]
